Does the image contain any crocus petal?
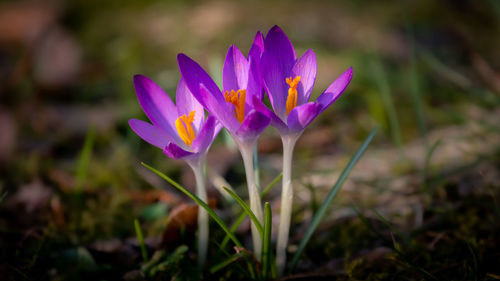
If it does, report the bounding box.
[199,84,240,133]
[246,56,263,103]
[291,49,317,105]
[248,31,264,63]
[223,45,249,92]
[129,119,170,149]
[191,115,218,152]
[261,53,287,119]
[264,25,296,73]
[177,53,226,106]
[286,102,322,133]
[163,142,196,160]
[176,77,204,132]
[133,75,179,140]
[247,31,265,101]
[251,95,288,133]
[316,67,353,113]
[235,109,270,142]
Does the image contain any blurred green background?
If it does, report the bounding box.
[0,0,499,280]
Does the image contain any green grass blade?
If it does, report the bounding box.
[220,212,247,251]
[423,139,443,194]
[371,58,403,155]
[261,173,282,198]
[75,125,95,193]
[219,172,282,250]
[134,219,148,262]
[141,162,242,248]
[261,202,272,279]
[222,186,263,237]
[371,208,410,245]
[209,252,245,274]
[355,206,439,280]
[288,127,378,272]
[406,23,428,146]
[0,191,7,203]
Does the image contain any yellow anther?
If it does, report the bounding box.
[224,89,246,123]
[175,110,196,146]
[285,76,301,115]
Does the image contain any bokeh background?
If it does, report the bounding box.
[0,0,499,280]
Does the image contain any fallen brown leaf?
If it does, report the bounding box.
[160,199,216,250]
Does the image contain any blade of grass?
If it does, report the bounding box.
[261,202,272,279]
[141,162,242,248]
[355,206,439,280]
[134,219,148,262]
[467,242,478,281]
[370,208,410,245]
[75,125,95,194]
[407,23,428,147]
[288,127,378,272]
[0,191,7,203]
[423,139,443,194]
[210,252,245,274]
[211,240,252,278]
[261,173,282,198]
[371,58,403,156]
[219,172,283,251]
[223,186,264,237]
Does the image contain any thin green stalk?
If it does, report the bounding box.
[210,252,245,274]
[134,219,148,262]
[371,58,403,155]
[355,206,439,280]
[407,23,428,147]
[75,125,95,194]
[262,173,282,198]
[141,162,242,248]
[371,208,410,245]
[423,139,443,195]
[261,202,272,279]
[218,172,282,251]
[223,187,263,237]
[288,127,378,272]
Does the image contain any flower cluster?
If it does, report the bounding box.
[129,25,353,274]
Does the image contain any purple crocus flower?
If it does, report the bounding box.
[256,25,353,275]
[254,25,353,137]
[177,32,270,148]
[128,75,220,165]
[128,74,221,267]
[177,32,270,260]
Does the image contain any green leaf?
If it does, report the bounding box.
[371,208,409,245]
[222,186,263,237]
[209,252,245,274]
[219,172,282,251]
[141,162,242,248]
[75,125,95,194]
[288,127,378,272]
[261,173,282,198]
[134,219,148,262]
[261,202,272,279]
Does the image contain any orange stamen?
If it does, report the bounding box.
[175,110,196,146]
[224,89,246,123]
[285,76,301,115]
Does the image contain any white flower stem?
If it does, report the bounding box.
[188,156,209,268]
[276,135,298,275]
[239,142,264,260]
